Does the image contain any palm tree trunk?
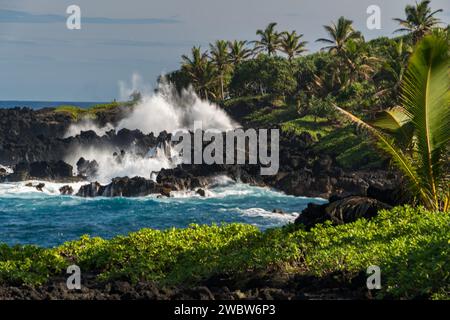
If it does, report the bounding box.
[220,74,225,100]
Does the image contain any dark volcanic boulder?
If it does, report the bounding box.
[77,177,161,198]
[196,188,206,197]
[295,196,392,229]
[5,162,30,181]
[102,177,159,197]
[76,158,99,178]
[59,185,74,195]
[367,184,406,206]
[29,161,73,179]
[29,162,53,178]
[325,197,392,224]
[157,166,209,191]
[76,182,104,197]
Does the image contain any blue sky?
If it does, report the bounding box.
[0,0,448,101]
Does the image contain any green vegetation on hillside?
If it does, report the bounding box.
[164,0,448,175]
[0,206,448,299]
[336,33,449,210]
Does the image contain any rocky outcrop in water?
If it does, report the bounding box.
[75,176,176,198]
[0,107,402,201]
[59,185,74,195]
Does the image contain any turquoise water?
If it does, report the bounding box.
[0,182,326,248]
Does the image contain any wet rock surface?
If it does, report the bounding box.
[76,158,99,178]
[0,107,402,204]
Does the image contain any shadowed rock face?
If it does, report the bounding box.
[0,107,162,166]
[295,196,393,229]
[75,177,168,198]
[1,160,80,183]
[76,158,99,178]
[0,108,71,165]
[74,164,258,198]
[0,107,402,201]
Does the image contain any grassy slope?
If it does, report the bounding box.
[1,206,448,299]
[225,97,385,169]
[54,102,134,121]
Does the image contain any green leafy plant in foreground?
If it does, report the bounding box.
[0,206,448,299]
[334,34,449,211]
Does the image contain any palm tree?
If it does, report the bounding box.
[334,34,449,211]
[394,0,442,43]
[228,40,252,65]
[254,22,281,56]
[316,16,362,54]
[209,40,232,100]
[181,46,217,100]
[280,31,308,61]
[376,39,413,102]
[343,40,380,82]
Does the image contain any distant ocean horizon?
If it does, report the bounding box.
[0,100,109,110]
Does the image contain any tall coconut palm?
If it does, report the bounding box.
[181,46,217,100]
[280,31,308,61]
[209,40,232,100]
[316,16,362,54]
[228,40,252,65]
[394,0,442,43]
[334,34,450,211]
[254,22,281,56]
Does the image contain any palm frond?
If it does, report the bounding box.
[401,34,450,208]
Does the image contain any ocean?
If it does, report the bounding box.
[0,95,326,248]
[0,101,107,110]
[0,180,326,248]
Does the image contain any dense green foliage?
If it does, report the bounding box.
[230,55,297,99]
[5,1,446,301]
[1,207,448,299]
[168,1,449,204]
[166,0,446,131]
[336,33,450,210]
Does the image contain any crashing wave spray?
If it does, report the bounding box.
[63,74,238,183]
[65,74,237,138]
[116,77,236,134]
[65,142,181,184]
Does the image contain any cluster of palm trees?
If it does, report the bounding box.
[181,22,308,100]
[254,22,308,60]
[179,1,448,211]
[180,0,444,102]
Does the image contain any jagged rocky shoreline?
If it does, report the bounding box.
[0,106,403,221]
[0,106,406,301]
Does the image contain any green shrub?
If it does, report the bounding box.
[0,206,447,299]
[0,244,65,285]
[293,206,449,299]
